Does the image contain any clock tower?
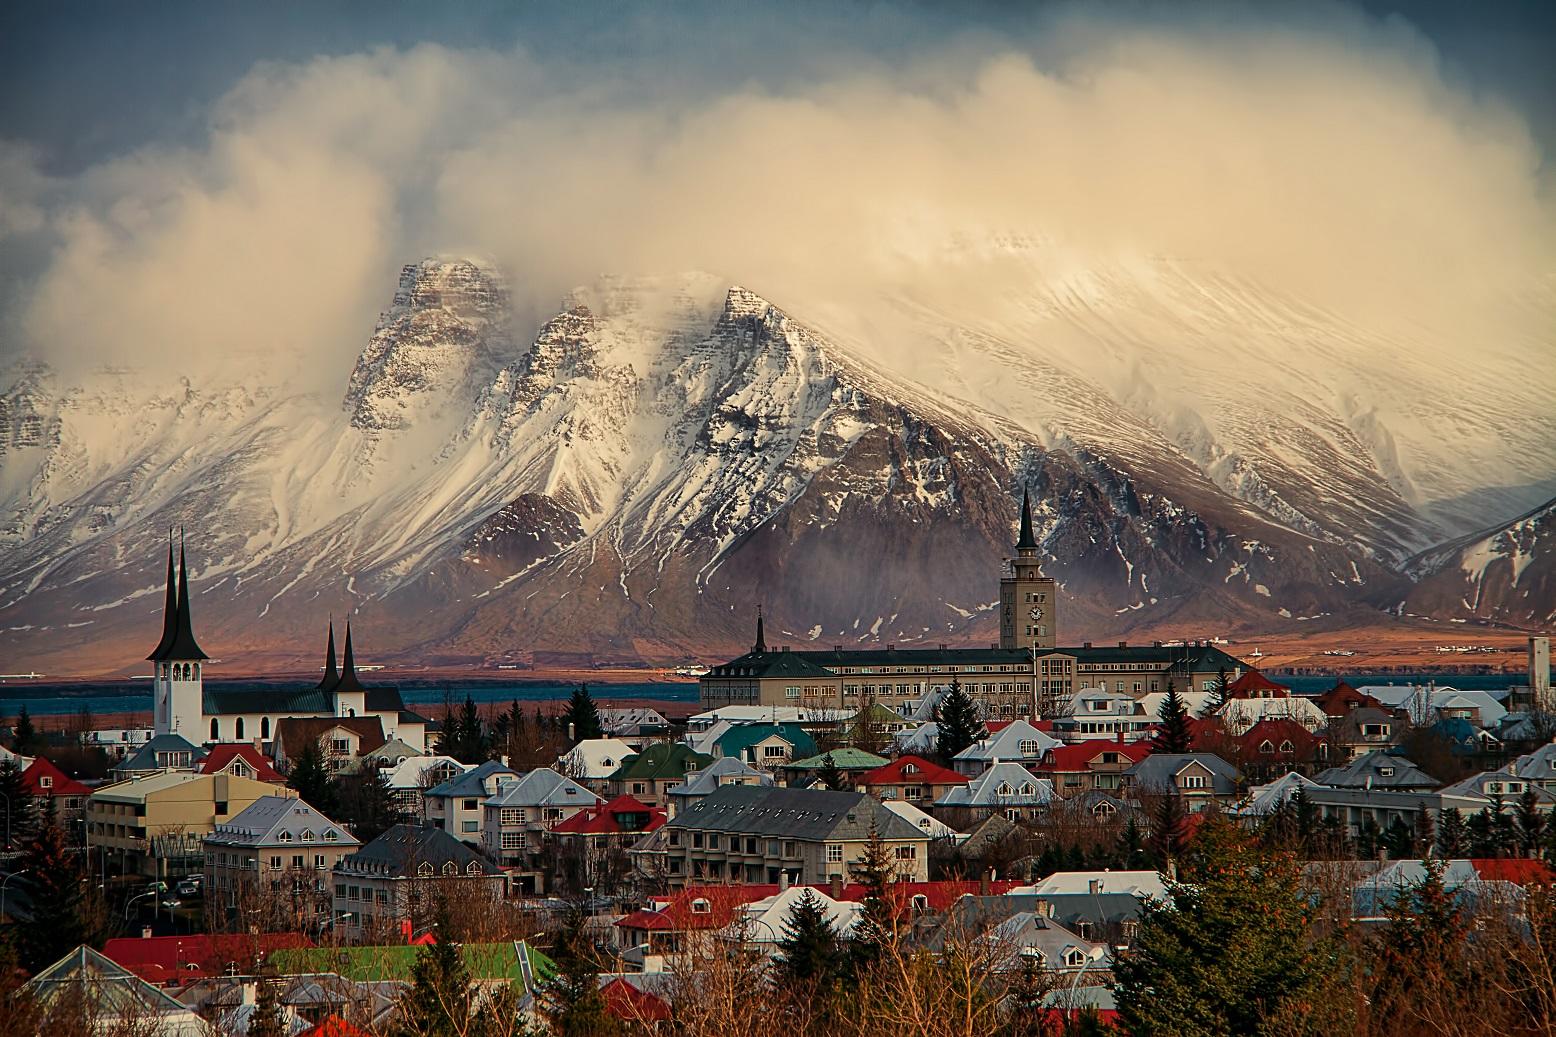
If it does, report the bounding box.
[999,488,1057,652]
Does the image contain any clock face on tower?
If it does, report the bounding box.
[1029,607,1044,621]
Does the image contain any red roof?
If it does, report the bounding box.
[297,1017,373,1037]
[101,933,313,984]
[1226,669,1289,698]
[1234,718,1320,753]
[1313,682,1385,717]
[20,756,91,797]
[1472,859,1556,885]
[615,879,1022,933]
[601,978,672,1023]
[857,755,967,787]
[551,795,666,836]
[199,744,285,783]
[1036,739,1153,773]
[984,720,1014,734]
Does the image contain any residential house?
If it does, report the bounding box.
[1051,688,1155,743]
[1327,707,1403,762]
[662,785,931,886]
[882,798,964,841]
[1215,671,1329,735]
[1033,739,1153,797]
[203,795,359,931]
[781,748,891,787]
[665,757,774,819]
[1510,743,1556,791]
[197,744,286,784]
[331,824,505,941]
[423,760,519,843]
[599,707,671,741]
[356,737,424,772]
[972,910,1109,972]
[719,884,861,959]
[19,756,91,828]
[24,946,206,1036]
[110,733,206,780]
[855,755,969,805]
[87,770,292,880]
[560,738,639,795]
[273,717,388,775]
[1440,768,1556,808]
[606,744,714,808]
[1123,753,1240,812]
[1315,750,1439,792]
[550,795,668,890]
[952,720,1062,776]
[1314,682,1386,718]
[1230,718,1324,780]
[710,723,817,768]
[481,767,599,892]
[935,761,1055,822]
[379,755,468,820]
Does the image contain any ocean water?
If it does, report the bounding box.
[0,679,701,719]
[0,673,1525,720]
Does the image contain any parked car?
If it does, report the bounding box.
[175,879,202,897]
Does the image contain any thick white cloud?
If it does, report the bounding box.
[4,10,1551,396]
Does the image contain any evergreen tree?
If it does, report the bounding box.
[17,813,109,972]
[934,677,982,763]
[849,820,900,970]
[1118,815,1148,869]
[11,707,36,755]
[1518,788,1545,856]
[1292,785,1318,850]
[1357,816,1382,860]
[538,912,620,1037]
[1208,666,1232,713]
[562,685,604,745]
[332,767,402,843]
[1370,858,1468,1029]
[1412,809,1436,858]
[776,887,843,985]
[1149,793,1187,866]
[248,974,288,1037]
[818,752,848,792]
[1467,809,1496,858]
[1115,816,1352,1035]
[0,758,30,852]
[1153,681,1194,755]
[1382,817,1414,861]
[452,695,488,764]
[1437,807,1467,858]
[399,901,475,1037]
[286,738,338,818]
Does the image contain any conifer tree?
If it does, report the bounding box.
[1149,792,1187,866]
[332,767,402,843]
[0,758,30,852]
[17,812,109,972]
[1437,807,1467,858]
[1370,858,1469,1028]
[1292,785,1318,849]
[818,752,848,792]
[1208,666,1232,713]
[538,912,620,1037]
[562,685,604,745]
[934,677,982,763]
[286,738,338,818]
[249,974,288,1037]
[849,819,899,971]
[1518,788,1545,856]
[1118,814,1148,869]
[11,707,36,755]
[399,901,475,1037]
[776,887,842,985]
[1467,808,1496,857]
[1115,816,1351,1035]
[1153,681,1194,755]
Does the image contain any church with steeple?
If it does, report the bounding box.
[146,533,429,750]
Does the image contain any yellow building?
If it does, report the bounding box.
[86,771,294,881]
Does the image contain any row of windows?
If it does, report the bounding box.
[209,716,272,741]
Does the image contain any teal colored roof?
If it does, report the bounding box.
[786,748,890,771]
[713,723,817,761]
[608,742,713,781]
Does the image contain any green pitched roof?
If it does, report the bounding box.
[713,723,817,761]
[270,941,553,983]
[786,748,891,771]
[607,742,714,781]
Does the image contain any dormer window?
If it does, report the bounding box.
[417,862,434,877]
[1279,741,1295,754]
[1258,740,1274,755]
[1063,948,1087,968]
[39,776,53,789]
[466,862,481,875]
[442,862,457,876]
[691,898,711,914]
[903,764,918,775]
[1018,740,1039,757]
[301,830,315,841]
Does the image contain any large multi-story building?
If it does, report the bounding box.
[699,489,1244,716]
[87,771,292,880]
[203,795,359,931]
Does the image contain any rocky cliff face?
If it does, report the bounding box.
[1403,497,1556,629]
[0,257,1546,675]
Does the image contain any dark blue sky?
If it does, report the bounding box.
[3,1,1552,174]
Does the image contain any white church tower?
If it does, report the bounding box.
[148,532,208,739]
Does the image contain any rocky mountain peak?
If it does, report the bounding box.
[388,258,510,327]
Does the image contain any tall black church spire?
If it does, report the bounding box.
[164,530,208,661]
[317,619,340,690]
[1015,487,1039,556]
[332,620,366,695]
[753,606,767,654]
[147,530,178,661]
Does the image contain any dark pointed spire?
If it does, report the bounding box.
[165,529,208,660]
[1015,487,1039,555]
[316,618,340,690]
[753,606,767,654]
[333,619,366,695]
[147,529,179,661]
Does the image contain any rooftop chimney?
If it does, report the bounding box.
[1083,641,1093,649]
[939,643,949,650]
[1119,641,1128,648]
[980,868,992,897]
[1153,641,1163,648]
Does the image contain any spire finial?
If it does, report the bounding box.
[1015,486,1038,556]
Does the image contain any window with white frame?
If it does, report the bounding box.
[826,844,844,863]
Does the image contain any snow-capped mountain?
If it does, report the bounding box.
[1403,496,1556,629]
[0,256,1549,675]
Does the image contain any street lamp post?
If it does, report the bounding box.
[0,870,27,921]
[1065,946,1109,1021]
